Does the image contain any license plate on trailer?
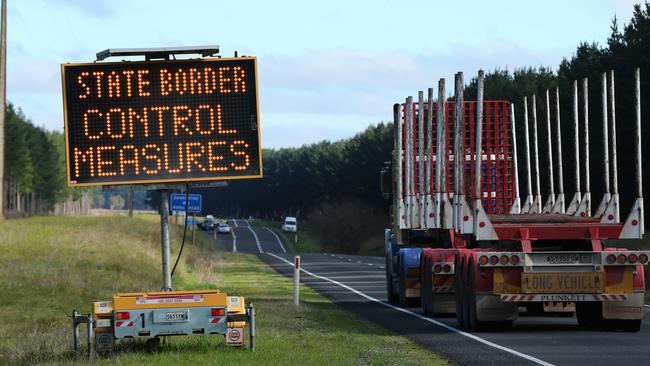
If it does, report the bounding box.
[521,272,603,293]
[165,311,188,321]
[543,253,593,265]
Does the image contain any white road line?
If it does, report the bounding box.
[267,253,554,366]
[231,231,237,253]
[644,304,650,309]
[232,219,239,228]
[265,227,287,253]
[247,227,264,254]
[242,219,251,228]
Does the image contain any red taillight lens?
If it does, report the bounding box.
[499,255,509,265]
[442,264,451,273]
[479,256,488,265]
[628,254,639,264]
[489,256,499,265]
[606,254,617,264]
[510,255,520,265]
[640,254,648,264]
[617,254,627,264]
[211,308,225,316]
[116,312,130,320]
[433,264,442,273]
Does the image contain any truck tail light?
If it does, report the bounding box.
[433,264,442,273]
[499,255,509,265]
[640,254,649,264]
[479,256,488,265]
[628,254,638,264]
[606,254,617,264]
[211,308,225,316]
[617,254,627,264]
[442,264,451,273]
[510,255,520,265]
[116,312,130,320]
[489,256,499,265]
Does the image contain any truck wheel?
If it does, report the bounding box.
[386,256,398,303]
[576,302,600,328]
[421,258,434,315]
[454,257,465,328]
[466,263,482,331]
[608,319,642,332]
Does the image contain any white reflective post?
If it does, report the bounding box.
[294,255,300,306]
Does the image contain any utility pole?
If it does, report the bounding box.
[0,0,6,220]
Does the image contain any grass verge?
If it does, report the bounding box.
[0,215,450,365]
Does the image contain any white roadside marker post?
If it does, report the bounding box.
[294,256,300,306]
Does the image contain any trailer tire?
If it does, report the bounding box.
[454,256,466,328]
[576,302,600,328]
[421,257,434,315]
[386,254,398,303]
[607,319,642,332]
[466,262,482,331]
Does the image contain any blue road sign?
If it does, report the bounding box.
[170,193,202,213]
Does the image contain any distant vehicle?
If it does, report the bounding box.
[217,223,232,234]
[282,217,297,232]
[197,217,216,231]
[206,215,215,221]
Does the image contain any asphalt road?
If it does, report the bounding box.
[262,252,650,366]
[211,219,288,254]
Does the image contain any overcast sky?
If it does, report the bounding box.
[7,0,636,148]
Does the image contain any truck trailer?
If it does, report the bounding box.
[383,69,648,331]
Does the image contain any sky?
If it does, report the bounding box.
[6,0,638,148]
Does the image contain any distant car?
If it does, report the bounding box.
[197,218,216,231]
[282,217,297,233]
[217,223,231,234]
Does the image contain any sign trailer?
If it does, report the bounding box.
[68,47,256,356]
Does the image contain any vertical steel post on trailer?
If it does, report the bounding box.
[453,73,465,230]
[542,90,555,213]
[567,80,582,214]
[575,78,592,217]
[425,88,435,228]
[552,87,566,213]
[418,91,426,228]
[435,79,449,228]
[606,70,620,222]
[634,68,644,233]
[531,94,542,213]
[473,71,485,229]
[595,72,611,217]
[160,190,172,291]
[405,96,414,228]
[621,68,645,238]
[394,104,405,229]
[509,104,522,214]
[522,97,534,212]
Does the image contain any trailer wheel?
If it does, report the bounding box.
[421,257,434,315]
[466,262,482,331]
[607,319,642,332]
[386,254,398,303]
[576,302,600,328]
[145,337,161,352]
[454,257,465,328]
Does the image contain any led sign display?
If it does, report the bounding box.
[61,57,261,186]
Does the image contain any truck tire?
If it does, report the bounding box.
[386,255,398,303]
[466,262,482,331]
[576,302,600,328]
[421,257,434,315]
[454,257,466,328]
[608,319,642,332]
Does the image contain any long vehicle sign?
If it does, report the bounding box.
[61,57,262,186]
